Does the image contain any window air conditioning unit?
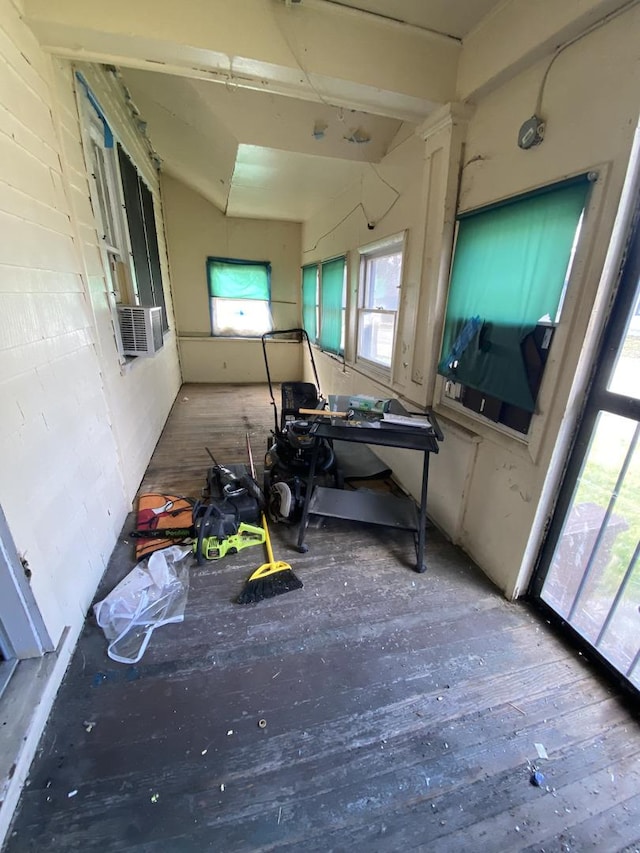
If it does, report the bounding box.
[117,305,164,357]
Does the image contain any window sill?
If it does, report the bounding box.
[353,355,392,386]
[312,344,401,394]
[178,334,299,343]
[434,394,538,459]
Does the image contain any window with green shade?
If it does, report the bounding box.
[439,176,591,430]
[206,257,273,337]
[319,257,346,354]
[301,264,318,342]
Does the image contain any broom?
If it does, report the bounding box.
[237,434,303,604]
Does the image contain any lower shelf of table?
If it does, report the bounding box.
[308,486,419,530]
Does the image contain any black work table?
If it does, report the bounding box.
[296,398,443,572]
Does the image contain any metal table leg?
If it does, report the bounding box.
[415,450,430,573]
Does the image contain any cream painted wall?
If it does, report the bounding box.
[302,6,640,597]
[162,173,303,383]
[0,0,180,645]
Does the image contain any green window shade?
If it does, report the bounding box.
[319,257,345,353]
[301,265,318,341]
[438,178,590,412]
[207,259,270,299]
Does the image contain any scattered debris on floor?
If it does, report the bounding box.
[83,721,96,733]
[151,793,159,803]
[530,769,546,787]
[227,730,234,736]
[67,790,77,798]
[534,742,549,759]
[258,719,267,729]
[220,784,225,792]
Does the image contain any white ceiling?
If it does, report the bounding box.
[120,0,505,222]
[228,145,369,221]
[322,0,502,40]
[122,67,402,221]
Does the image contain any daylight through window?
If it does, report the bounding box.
[357,236,404,370]
[207,258,273,337]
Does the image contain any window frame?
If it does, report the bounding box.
[117,144,168,331]
[206,257,273,338]
[356,233,406,375]
[81,101,135,307]
[76,74,170,359]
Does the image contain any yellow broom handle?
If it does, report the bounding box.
[246,432,276,567]
[261,513,276,566]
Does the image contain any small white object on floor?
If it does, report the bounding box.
[534,742,549,760]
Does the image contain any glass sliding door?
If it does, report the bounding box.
[532,205,640,692]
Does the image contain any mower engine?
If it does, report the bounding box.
[264,419,335,523]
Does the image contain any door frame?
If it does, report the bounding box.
[0,505,53,661]
[529,180,640,694]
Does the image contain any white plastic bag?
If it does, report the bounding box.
[94,546,191,664]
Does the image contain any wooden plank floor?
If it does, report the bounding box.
[4,384,640,852]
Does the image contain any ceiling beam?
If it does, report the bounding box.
[23,0,460,122]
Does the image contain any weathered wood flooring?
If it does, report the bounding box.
[4,384,640,852]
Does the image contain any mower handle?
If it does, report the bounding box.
[261,328,322,433]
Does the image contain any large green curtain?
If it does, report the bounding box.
[319,257,345,353]
[301,264,318,341]
[438,177,590,412]
[207,258,270,299]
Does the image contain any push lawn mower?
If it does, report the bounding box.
[261,328,342,523]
